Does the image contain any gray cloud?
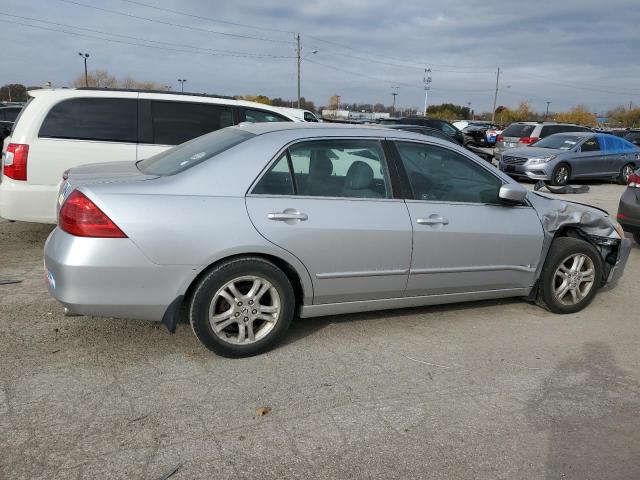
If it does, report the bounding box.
[1,0,638,113]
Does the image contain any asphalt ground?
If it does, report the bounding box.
[1,181,639,479]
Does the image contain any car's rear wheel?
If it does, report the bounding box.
[189,257,295,357]
[538,237,602,314]
[617,163,635,185]
[550,163,571,186]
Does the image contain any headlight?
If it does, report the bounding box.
[527,155,557,164]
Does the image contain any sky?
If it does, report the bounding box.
[1,0,639,114]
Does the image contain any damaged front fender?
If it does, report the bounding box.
[527,192,631,294]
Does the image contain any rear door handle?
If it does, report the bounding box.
[267,210,308,222]
[416,215,449,226]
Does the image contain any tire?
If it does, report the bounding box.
[189,257,295,357]
[633,232,640,245]
[617,163,635,185]
[538,237,603,314]
[550,163,571,186]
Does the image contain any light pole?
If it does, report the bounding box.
[423,68,431,116]
[491,67,500,123]
[177,79,186,93]
[391,86,399,116]
[78,52,90,87]
[545,101,552,120]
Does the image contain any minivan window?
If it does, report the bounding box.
[243,109,288,123]
[137,128,254,176]
[2,108,20,122]
[150,101,233,145]
[39,98,137,142]
[502,124,535,138]
[304,111,319,122]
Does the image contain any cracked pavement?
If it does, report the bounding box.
[1,182,639,479]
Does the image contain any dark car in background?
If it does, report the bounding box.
[617,168,640,244]
[462,122,503,147]
[381,124,493,162]
[379,116,467,145]
[624,129,640,147]
[0,105,22,151]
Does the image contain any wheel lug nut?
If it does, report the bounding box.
[248,300,253,305]
[234,312,240,317]
[252,309,257,314]
[244,317,249,321]
[237,301,243,306]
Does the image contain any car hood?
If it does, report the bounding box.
[502,147,563,158]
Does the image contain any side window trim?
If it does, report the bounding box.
[285,149,298,195]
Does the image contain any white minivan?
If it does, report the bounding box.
[0,88,301,224]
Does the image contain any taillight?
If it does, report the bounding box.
[628,173,640,188]
[59,190,127,238]
[519,137,540,144]
[496,135,504,142]
[3,143,29,180]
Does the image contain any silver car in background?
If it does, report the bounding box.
[495,121,592,156]
[44,123,631,357]
[498,132,640,186]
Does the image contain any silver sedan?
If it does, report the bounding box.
[44,123,631,357]
[498,132,640,186]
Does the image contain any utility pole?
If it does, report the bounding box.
[545,101,551,120]
[630,101,633,111]
[391,86,399,116]
[78,52,90,87]
[7,85,11,102]
[467,101,472,120]
[296,33,301,109]
[423,68,431,116]
[491,67,500,123]
[177,79,186,92]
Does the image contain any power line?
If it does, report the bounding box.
[58,0,294,44]
[118,0,296,35]
[0,13,294,59]
[0,18,295,60]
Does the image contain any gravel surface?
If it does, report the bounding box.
[1,183,639,479]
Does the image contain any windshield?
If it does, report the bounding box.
[531,134,582,150]
[137,128,254,176]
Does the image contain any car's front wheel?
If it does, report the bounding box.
[189,257,295,357]
[617,163,635,185]
[550,163,571,186]
[538,237,602,314]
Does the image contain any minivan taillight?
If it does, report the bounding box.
[3,143,29,180]
[628,173,640,188]
[519,136,540,144]
[59,190,127,238]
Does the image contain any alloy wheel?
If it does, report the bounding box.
[622,165,634,183]
[208,275,280,345]
[555,166,569,185]
[552,253,595,306]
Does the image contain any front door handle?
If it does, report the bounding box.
[267,210,308,222]
[416,215,449,226]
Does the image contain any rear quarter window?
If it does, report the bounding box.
[502,124,535,138]
[39,97,138,142]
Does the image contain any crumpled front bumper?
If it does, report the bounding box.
[607,237,632,285]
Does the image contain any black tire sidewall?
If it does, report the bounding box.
[189,258,295,357]
[618,163,634,185]
[539,237,602,314]
[550,163,570,186]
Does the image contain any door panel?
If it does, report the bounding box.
[574,136,604,177]
[247,197,412,304]
[405,202,544,296]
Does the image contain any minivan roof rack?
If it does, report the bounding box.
[74,87,236,100]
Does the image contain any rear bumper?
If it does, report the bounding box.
[44,228,198,322]
[0,178,58,223]
[617,188,640,233]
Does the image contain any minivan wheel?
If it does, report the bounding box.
[550,163,571,186]
[538,237,602,314]
[189,257,295,357]
[617,163,635,185]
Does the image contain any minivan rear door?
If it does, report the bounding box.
[136,95,234,161]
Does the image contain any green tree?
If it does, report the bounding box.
[0,84,28,102]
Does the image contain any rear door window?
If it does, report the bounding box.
[502,123,535,138]
[2,108,20,122]
[39,98,137,142]
[150,101,233,145]
[540,125,563,137]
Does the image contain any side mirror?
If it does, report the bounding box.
[499,183,528,204]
